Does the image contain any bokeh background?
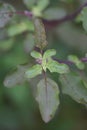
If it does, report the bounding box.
[0,0,87,130]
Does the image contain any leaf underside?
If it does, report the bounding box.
[59,73,87,104]
[36,78,60,123]
[4,65,29,87]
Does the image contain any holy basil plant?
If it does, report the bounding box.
[4,48,69,123]
[25,49,69,123]
[3,14,69,122]
[3,14,68,123]
[2,0,87,124]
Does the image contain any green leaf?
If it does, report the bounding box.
[32,0,49,16]
[0,2,15,28]
[23,0,36,9]
[31,51,42,59]
[68,55,79,62]
[47,59,69,74]
[82,80,87,89]
[43,49,56,59]
[36,0,49,12]
[33,18,48,49]
[25,64,42,79]
[79,7,87,32]
[42,49,56,71]
[44,7,66,20]
[4,65,29,87]
[8,20,34,36]
[68,55,85,70]
[76,62,85,70]
[36,78,60,123]
[59,73,87,104]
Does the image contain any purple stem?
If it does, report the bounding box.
[24,10,33,18]
[1,3,87,66]
[14,10,33,18]
[81,57,87,62]
[43,2,87,27]
[14,2,87,26]
[0,10,33,19]
[0,2,87,25]
[53,58,73,65]
[15,2,87,27]
[53,57,87,66]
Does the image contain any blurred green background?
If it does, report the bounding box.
[0,0,87,130]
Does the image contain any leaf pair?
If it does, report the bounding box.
[23,0,49,17]
[25,49,69,123]
[25,49,69,79]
